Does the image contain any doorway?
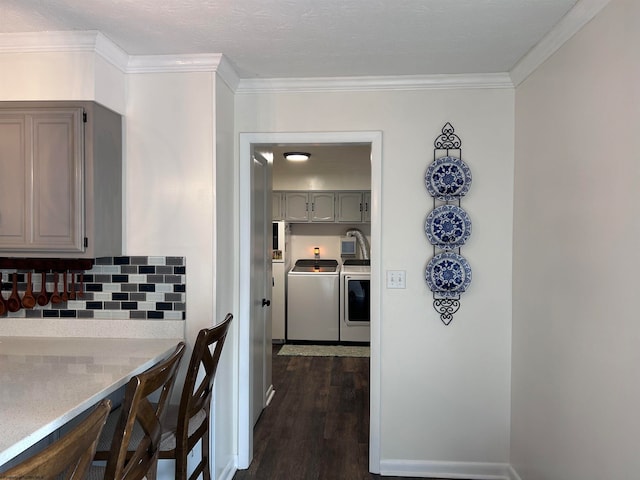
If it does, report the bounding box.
[238,131,382,474]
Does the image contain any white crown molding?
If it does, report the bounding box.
[0,30,129,71]
[0,30,513,93]
[0,31,239,88]
[126,53,240,90]
[236,72,513,94]
[0,30,99,53]
[510,0,612,86]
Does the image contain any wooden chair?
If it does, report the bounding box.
[2,398,111,480]
[90,342,186,480]
[158,313,233,480]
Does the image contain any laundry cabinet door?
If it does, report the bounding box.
[336,191,363,223]
[309,192,335,222]
[284,191,310,222]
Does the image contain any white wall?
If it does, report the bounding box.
[125,70,239,477]
[0,51,125,110]
[272,144,371,190]
[288,223,371,263]
[125,70,214,342]
[0,46,234,478]
[0,30,535,478]
[213,77,238,479]
[236,87,514,475]
[512,0,640,478]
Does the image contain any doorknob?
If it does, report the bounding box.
[262,298,271,307]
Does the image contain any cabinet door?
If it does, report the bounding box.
[272,191,284,220]
[310,192,335,222]
[363,191,371,223]
[0,108,84,253]
[336,192,363,223]
[31,111,84,251]
[0,115,29,247]
[284,192,309,222]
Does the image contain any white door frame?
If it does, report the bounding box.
[238,131,382,473]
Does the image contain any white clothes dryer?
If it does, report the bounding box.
[340,260,371,343]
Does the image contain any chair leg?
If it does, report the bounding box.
[147,460,158,480]
[201,429,211,480]
[176,448,187,480]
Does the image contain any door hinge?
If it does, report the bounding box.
[84,237,89,248]
[83,112,87,123]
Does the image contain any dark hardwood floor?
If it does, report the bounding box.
[233,346,438,480]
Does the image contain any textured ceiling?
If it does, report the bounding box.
[0,0,578,79]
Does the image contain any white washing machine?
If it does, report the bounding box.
[340,260,371,343]
[287,259,340,341]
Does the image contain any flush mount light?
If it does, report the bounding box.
[284,152,310,161]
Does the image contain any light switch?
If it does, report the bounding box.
[386,270,406,289]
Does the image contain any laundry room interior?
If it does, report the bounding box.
[268,143,372,346]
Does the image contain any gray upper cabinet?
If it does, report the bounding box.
[272,191,285,221]
[309,192,335,222]
[363,191,371,223]
[336,191,371,223]
[282,191,335,223]
[336,191,364,223]
[0,102,122,258]
[283,191,310,222]
[275,190,370,223]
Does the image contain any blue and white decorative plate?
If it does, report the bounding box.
[425,205,472,250]
[425,252,472,297]
[424,156,472,201]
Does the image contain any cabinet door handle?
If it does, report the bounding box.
[311,203,315,211]
[262,298,271,307]
[359,203,363,212]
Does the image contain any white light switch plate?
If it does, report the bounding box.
[386,270,406,289]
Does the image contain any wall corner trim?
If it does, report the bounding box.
[509,0,612,86]
[94,32,129,70]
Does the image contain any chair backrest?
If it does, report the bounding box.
[3,398,112,480]
[175,314,232,448]
[104,342,186,480]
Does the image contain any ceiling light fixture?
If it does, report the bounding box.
[284,152,310,161]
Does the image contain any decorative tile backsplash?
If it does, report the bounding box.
[0,256,185,320]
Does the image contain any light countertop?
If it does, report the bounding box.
[0,336,182,467]
[0,319,184,339]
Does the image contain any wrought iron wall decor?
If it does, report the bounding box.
[424,123,472,325]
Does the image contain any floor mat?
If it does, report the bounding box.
[277,344,370,357]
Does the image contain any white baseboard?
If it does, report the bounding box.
[217,457,236,480]
[508,465,523,480]
[202,457,521,480]
[265,385,275,406]
[379,459,513,479]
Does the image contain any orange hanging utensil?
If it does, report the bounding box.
[21,272,36,309]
